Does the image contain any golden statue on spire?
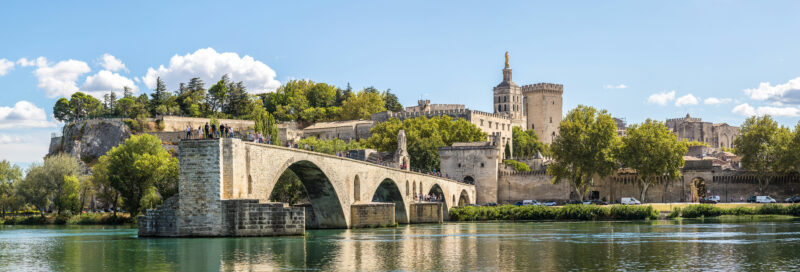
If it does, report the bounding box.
[504,51,509,68]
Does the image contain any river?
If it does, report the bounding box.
[1,220,799,271]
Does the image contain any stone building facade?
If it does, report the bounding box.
[666,114,739,149]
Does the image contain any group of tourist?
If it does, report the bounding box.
[185,123,236,139]
[247,132,273,144]
[414,193,442,202]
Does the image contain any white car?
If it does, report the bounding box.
[756,196,777,203]
[621,197,641,205]
[522,200,540,206]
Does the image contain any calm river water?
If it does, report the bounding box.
[2,220,800,271]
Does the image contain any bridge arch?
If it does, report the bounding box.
[371,178,409,224]
[458,189,470,206]
[270,160,348,228]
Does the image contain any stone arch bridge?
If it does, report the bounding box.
[141,138,476,236]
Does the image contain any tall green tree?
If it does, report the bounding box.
[225,81,253,117]
[206,75,230,114]
[382,90,403,112]
[512,126,547,158]
[100,134,178,214]
[0,160,23,216]
[734,115,794,194]
[53,98,72,122]
[17,153,84,215]
[547,105,619,201]
[252,106,281,145]
[618,119,686,203]
[341,89,386,120]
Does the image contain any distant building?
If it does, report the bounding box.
[666,114,739,149]
[373,52,564,157]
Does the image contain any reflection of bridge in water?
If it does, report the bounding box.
[139,138,476,237]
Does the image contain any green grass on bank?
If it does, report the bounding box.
[667,204,800,219]
[1,213,134,225]
[449,204,659,221]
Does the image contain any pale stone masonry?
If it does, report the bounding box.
[139,139,305,237]
[350,203,396,228]
[139,138,475,236]
[409,203,444,224]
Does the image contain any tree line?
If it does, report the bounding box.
[53,78,403,127]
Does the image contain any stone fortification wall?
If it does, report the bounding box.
[409,203,443,223]
[497,169,571,203]
[350,203,395,228]
[439,144,499,204]
[159,116,254,132]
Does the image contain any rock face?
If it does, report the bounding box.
[49,119,132,162]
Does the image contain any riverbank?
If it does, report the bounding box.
[449,204,659,221]
[450,203,800,222]
[1,213,134,225]
[667,203,800,219]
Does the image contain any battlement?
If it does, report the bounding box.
[372,108,510,122]
[521,83,563,94]
[666,117,702,123]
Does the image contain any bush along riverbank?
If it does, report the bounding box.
[668,204,800,219]
[449,204,659,221]
[1,213,134,225]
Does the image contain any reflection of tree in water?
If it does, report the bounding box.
[269,170,309,205]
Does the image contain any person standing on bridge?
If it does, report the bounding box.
[219,124,226,138]
[211,123,217,138]
[204,123,210,139]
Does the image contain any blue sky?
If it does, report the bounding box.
[1,1,800,166]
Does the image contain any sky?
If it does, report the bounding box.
[1,1,799,167]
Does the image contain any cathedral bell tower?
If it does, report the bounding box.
[493,52,525,126]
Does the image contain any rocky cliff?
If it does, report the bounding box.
[49,119,132,163]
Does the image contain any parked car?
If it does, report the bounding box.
[621,197,641,205]
[699,197,718,204]
[567,200,583,205]
[484,202,498,206]
[522,200,540,206]
[583,200,608,205]
[756,196,777,203]
[467,204,480,207]
[543,201,557,206]
[514,201,523,206]
[747,196,757,203]
[785,196,800,203]
[707,195,721,202]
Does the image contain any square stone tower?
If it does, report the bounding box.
[522,83,563,144]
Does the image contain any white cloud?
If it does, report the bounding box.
[0,134,23,144]
[16,57,36,67]
[34,58,91,98]
[0,59,14,76]
[704,97,733,105]
[647,90,675,106]
[81,70,138,98]
[732,103,800,117]
[0,101,57,129]
[99,53,128,72]
[675,94,700,107]
[744,77,800,104]
[604,84,627,89]
[143,48,280,93]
